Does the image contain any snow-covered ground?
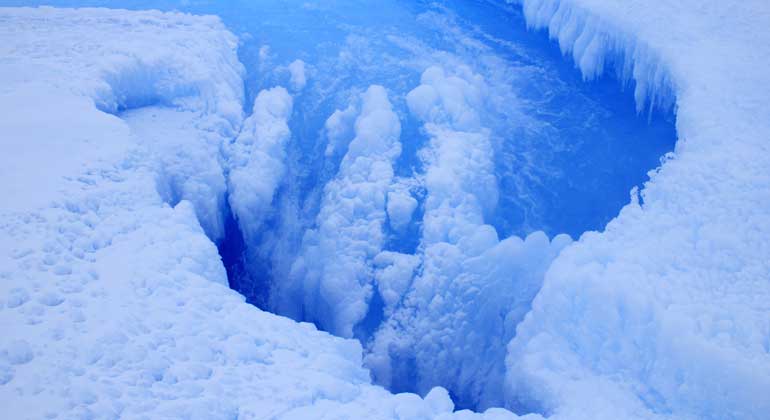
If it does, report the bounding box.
[1,1,769,419]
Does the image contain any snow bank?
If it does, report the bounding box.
[368,66,572,410]
[0,6,244,241]
[1,8,524,419]
[121,107,232,243]
[502,1,770,419]
[286,85,403,338]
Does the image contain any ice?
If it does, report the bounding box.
[5,0,767,419]
[387,191,419,231]
[324,104,359,158]
[288,59,308,92]
[361,65,574,410]
[515,0,676,113]
[373,251,420,315]
[284,85,403,338]
[501,1,770,419]
[226,86,294,241]
[2,8,508,419]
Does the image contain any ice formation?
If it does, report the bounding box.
[2,1,769,419]
[366,65,572,408]
[287,59,308,92]
[500,1,770,419]
[286,85,403,338]
[0,8,479,419]
[226,86,293,242]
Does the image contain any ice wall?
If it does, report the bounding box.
[514,0,675,114]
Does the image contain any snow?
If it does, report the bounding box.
[3,1,769,419]
[0,7,517,419]
[0,5,243,239]
[121,107,231,242]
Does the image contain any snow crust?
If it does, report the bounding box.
[0,8,517,419]
[503,1,770,419]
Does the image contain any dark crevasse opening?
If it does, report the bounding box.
[218,204,272,309]
[11,0,677,414]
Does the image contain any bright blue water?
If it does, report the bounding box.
[7,0,677,407]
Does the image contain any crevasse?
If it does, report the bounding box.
[21,1,770,419]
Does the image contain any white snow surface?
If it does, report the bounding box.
[0,7,523,420]
[503,1,770,419]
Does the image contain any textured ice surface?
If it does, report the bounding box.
[285,85,403,338]
[502,1,770,419]
[0,8,501,419]
[3,0,765,419]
